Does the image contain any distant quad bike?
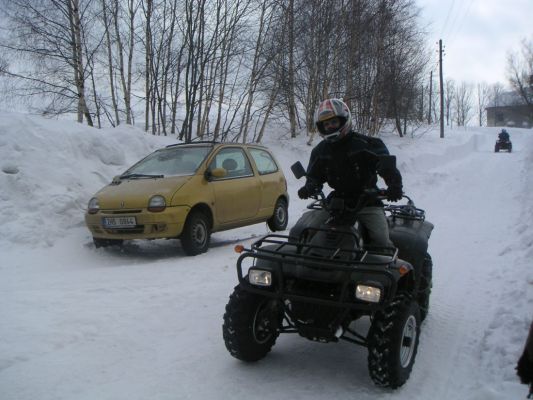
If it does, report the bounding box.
[222,156,434,389]
[495,139,512,152]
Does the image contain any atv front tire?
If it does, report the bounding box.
[418,254,433,322]
[367,295,421,389]
[222,285,280,362]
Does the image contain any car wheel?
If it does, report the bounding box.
[181,210,210,256]
[222,284,281,361]
[267,198,288,231]
[367,295,421,389]
[93,238,123,248]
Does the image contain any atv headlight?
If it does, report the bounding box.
[355,284,382,303]
[248,269,272,287]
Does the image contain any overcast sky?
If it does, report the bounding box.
[417,0,533,87]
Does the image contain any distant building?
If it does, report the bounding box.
[486,90,532,128]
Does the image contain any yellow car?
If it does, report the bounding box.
[85,142,289,255]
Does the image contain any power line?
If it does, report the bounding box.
[440,0,456,38]
[447,0,475,47]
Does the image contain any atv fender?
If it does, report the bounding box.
[289,209,329,240]
[388,217,434,272]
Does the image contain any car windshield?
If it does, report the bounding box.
[122,146,211,177]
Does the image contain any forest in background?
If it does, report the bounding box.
[0,0,531,142]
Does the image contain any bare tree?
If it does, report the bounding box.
[489,82,505,107]
[507,37,533,113]
[444,78,455,127]
[112,0,140,125]
[286,0,297,138]
[476,82,490,126]
[0,0,431,138]
[1,0,98,125]
[101,0,120,126]
[453,81,474,127]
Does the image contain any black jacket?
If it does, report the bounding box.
[498,131,510,141]
[304,131,402,204]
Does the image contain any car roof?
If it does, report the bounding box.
[165,141,270,151]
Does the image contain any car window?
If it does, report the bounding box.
[124,146,211,176]
[249,148,279,175]
[209,148,253,179]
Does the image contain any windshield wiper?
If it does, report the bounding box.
[119,173,164,179]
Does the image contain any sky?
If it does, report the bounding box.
[0,112,532,399]
[417,0,533,86]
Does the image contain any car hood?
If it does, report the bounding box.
[95,176,191,209]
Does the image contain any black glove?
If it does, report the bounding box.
[386,185,403,202]
[298,186,311,199]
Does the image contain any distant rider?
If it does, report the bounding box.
[498,129,510,142]
[517,321,533,398]
[297,98,403,248]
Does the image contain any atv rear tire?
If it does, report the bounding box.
[418,254,433,322]
[367,295,421,389]
[222,285,280,361]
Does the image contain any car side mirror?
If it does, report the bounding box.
[204,167,227,181]
[291,161,306,179]
[111,175,122,185]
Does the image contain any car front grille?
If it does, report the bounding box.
[104,226,145,234]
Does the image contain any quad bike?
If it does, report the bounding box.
[495,139,512,152]
[222,156,434,389]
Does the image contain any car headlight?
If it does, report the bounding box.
[148,195,166,212]
[355,284,382,303]
[88,197,100,214]
[248,269,272,287]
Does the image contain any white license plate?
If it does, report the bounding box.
[102,216,137,228]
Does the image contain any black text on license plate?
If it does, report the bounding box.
[102,216,136,228]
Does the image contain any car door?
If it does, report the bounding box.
[208,147,261,224]
[248,147,284,215]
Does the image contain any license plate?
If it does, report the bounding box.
[102,216,137,228]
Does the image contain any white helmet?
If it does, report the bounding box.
[314,99,352,142]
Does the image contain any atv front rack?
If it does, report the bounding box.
[236,232,403,312]
[249,231,398,266]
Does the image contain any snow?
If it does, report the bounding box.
[1,111,532,399]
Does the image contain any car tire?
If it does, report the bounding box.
[93,238,123,248]
[367,295,421,389]
[181,210,210,256]
[222,284,280,362]
[267,198,288,231]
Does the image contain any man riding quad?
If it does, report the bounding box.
[297,98,403,247]
[222,99,434,389]
[495,129,512,152]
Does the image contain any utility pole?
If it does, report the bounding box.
[428,70,433,124]
[439,39,445,138]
